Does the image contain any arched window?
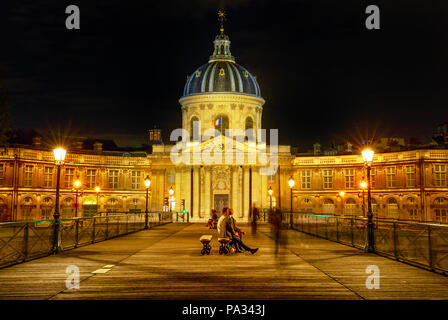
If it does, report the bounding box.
[387,197,399,219]
[245,117,254,141]
[62,198,75,219]
[21,197,35,221]
[214,114,229,136]
[301,197,313,212]
[322,198,335,214]
[190,116,200,138]
[345,198,357,216]
[406,197,418,220]
[434,197,448,223]
[41,197,53,220]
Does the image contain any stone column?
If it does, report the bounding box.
[193,166,200,219]
[204,166,211,217]
[243,167,250,220]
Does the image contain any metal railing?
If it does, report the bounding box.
[289,212,448,274]
[0,212,173,269]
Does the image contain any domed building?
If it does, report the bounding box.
[179,23,264,139]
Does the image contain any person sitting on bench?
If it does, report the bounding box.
[227,208,258,254]
[207,210,218,228]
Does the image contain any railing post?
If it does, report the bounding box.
[351,218,354,246]
[105,216,109,239]
[325,217,328,239]
[428,225,433,270]
[92,217,96,244]
[393,222,398,259]
[75,219,79,248]
[23,223,29,262]
[126,215,129,234]
[336,218,339,242]
[315,215,318,236]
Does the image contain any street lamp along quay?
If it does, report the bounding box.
[362,148,375,253]
[288,176,295,229]
[169,186,174,213]
[360,180,367,218]
[73,179,81,218]
[144,176,151,229]
[268,186,273,212]
[51,147,66,254]
[95,186,100,215]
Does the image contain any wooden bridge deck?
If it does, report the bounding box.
[1,222,448,300]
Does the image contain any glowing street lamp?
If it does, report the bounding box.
[288,176,295,229]
[74,179,81,218]
[169,186,174,212]
[268,186,273,211]
[144,176,151,229]
[360,180,367,217]
[362,148,375,252]
[51,147,66,254]
[339,191,345,197]
[95,186,100,215]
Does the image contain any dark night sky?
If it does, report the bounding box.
[1,0,448,150]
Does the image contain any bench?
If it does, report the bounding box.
[218,237,234,255]
[200,235,212,255]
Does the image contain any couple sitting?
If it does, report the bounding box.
[206,210,218,229]
[217,207,258,254]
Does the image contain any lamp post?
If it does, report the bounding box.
[169,186,174,213]
[360,180,367,218]
[268,186,273,212]
[51,147,66,254]
[339,191,345,215]
[95,186,100,216]
[362,148,375,253]
[288,176,295,229]
[144,176,151,229]
[74,179,81,218]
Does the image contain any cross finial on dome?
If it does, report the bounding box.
[218,10,226,34]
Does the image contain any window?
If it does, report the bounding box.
[167,171,175,184]
[435,164,447,187]
[86,169,96,188]
[25,165,33,187]
[344,169,354,189]
[65,168,74,188]
[323,170,333,189]
[345,198,357,215]
[0,163,4,185]
[434,197,448,223]
[169,196,176,211]
[371,168,376,188]
[322,198,335,214]
[190,116,200,138]
[44,167,53,187]
[435,209,448,223]
[301,170,311,189]
[387,198,399,218]
[407,197,418,220]
[267,174,276,183]
[109,170,119,189]
[41,197,53,220]
[214,114,229,135]
[131,171,141,190]
[406,165,416,187]
[386,167,396,188]
[267,196,277,209]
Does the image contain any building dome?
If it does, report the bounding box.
[182,22,262,99]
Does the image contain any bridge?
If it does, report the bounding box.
[1,214,448,299]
